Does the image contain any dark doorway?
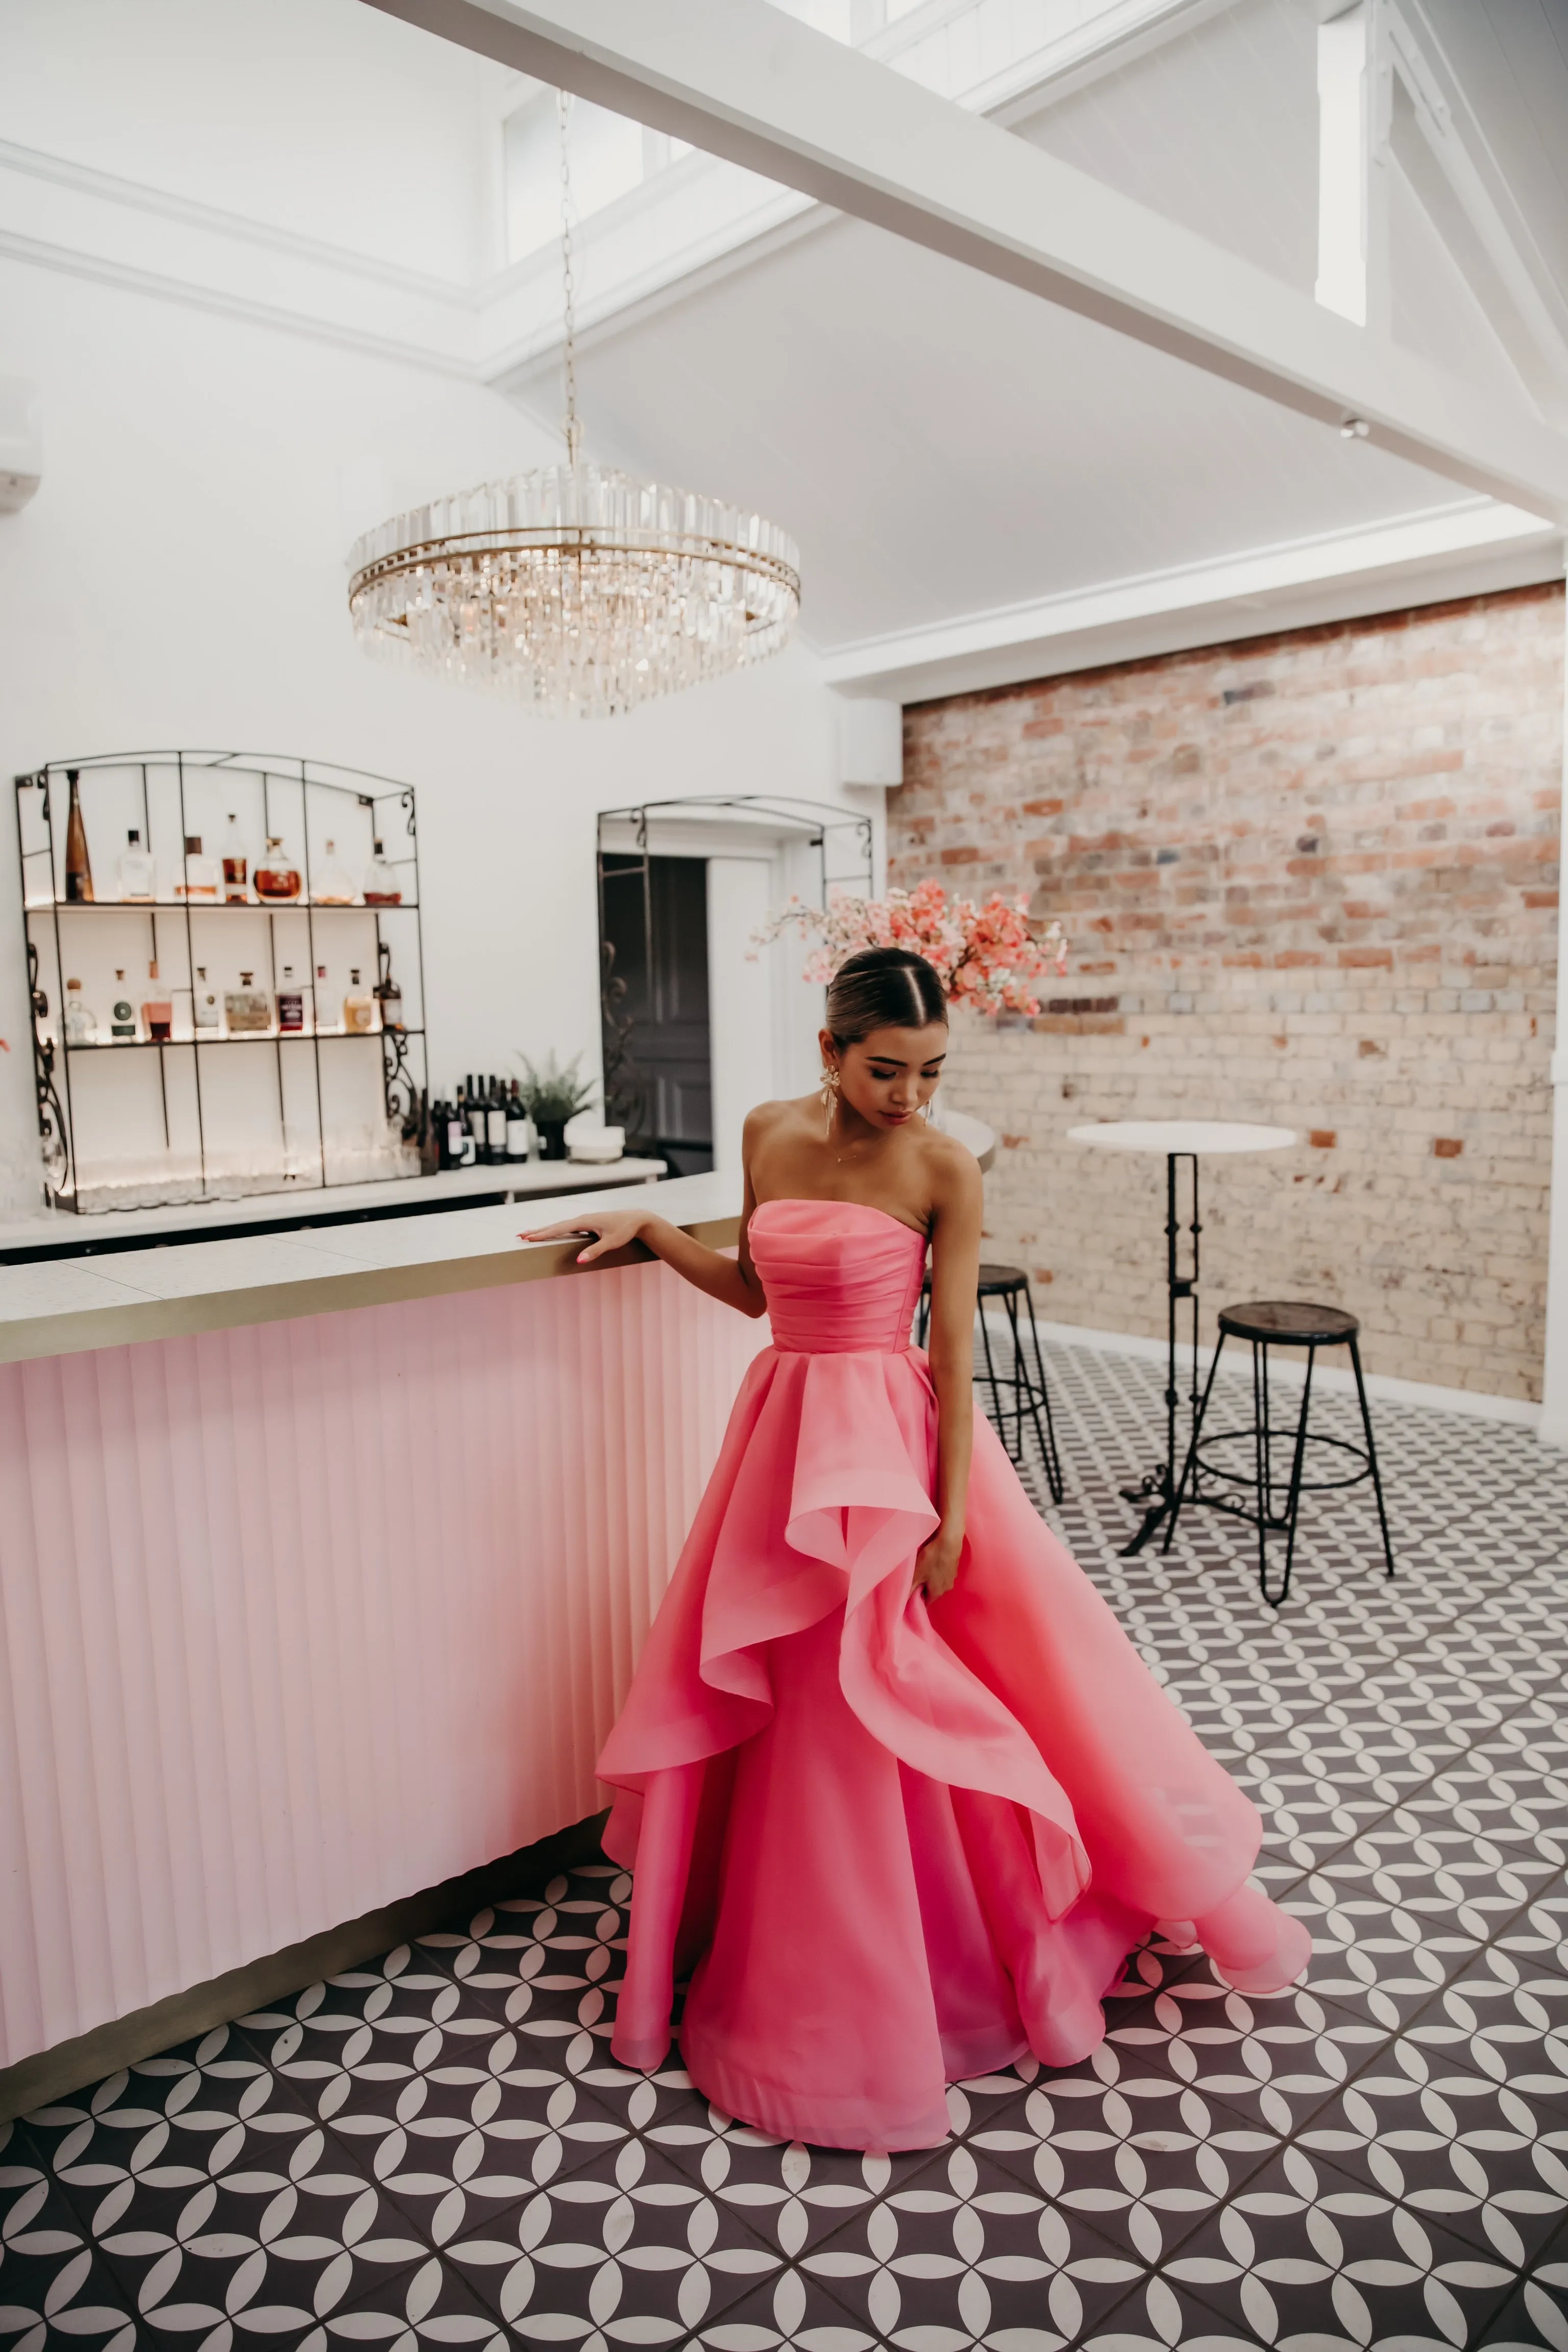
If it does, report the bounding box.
[599,853,714,1177]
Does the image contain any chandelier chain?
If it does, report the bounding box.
[557,89,582,472]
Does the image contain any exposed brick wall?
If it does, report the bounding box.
[891,582,1565,1400]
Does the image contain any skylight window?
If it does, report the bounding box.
[503,88,691,263]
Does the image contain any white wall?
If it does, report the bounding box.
[0,0,508,282]
[0,256,857,1215]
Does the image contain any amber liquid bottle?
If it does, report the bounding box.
[63,769,94,903]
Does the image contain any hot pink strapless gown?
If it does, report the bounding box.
[598,1199,1309,2151]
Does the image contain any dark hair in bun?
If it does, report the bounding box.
[825,946,948,1046]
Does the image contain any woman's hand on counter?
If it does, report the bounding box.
[519,1210,649,1264]
[520,1206,766,1319]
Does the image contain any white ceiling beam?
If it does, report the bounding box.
[819,500,1561,700]
[362,0,1568,525]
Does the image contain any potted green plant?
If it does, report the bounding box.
[516,1050,596,1161]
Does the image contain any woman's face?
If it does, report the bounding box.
[823,1021,948,1133]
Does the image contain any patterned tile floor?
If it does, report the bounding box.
[4,1341,1567,2351]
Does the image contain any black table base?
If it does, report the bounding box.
[1119,1150,1202,1556]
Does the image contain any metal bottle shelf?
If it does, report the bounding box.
[15,750,430,1214]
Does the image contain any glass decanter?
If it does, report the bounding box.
[363,839,402,905]
[311,839,356,905]
[254,837,301,901]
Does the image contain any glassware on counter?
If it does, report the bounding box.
[193,966,222,1033]
[110,970,136,1040]
[342,966,377,1033]
[254,837,302,901]
[64,769,94,903]
[277,965,308,1034]
[142,960,173,1042]
[311,840,356,905]
[176,835,221,900]
[363,839,401,904]
[118,827,156,902]
[225,971,272,1033]
[63,978,97,1045]
[222,813,249,902]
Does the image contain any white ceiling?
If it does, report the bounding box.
[548,207,1464,649]
[2,0,1564,698]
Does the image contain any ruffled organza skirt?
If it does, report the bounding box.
[597,1342,1309,2151]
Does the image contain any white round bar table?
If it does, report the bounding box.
[1067,1120,1296,1554]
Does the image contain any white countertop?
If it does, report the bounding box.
[0,1172,741,1366]
[0,1109,999,1367]
[0,1155,666,1257]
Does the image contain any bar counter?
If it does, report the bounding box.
[0,1172,761,2099]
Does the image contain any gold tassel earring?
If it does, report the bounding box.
[820,1064,840,1139]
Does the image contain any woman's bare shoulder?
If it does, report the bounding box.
[920,1124,983,1207]
[744,1095,817,1139]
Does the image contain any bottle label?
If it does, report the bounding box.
[487,1109,507,1148]
[460,1134,477,1165]
[506,1117,529,1157]
[447,1120,465,1154]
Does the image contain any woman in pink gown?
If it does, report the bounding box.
[523,946,1308,2153]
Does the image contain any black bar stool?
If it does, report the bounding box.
[918,1265,1065,1504]
[1163,1300,1394,1607]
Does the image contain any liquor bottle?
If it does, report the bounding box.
[118,827,156,902]
[255,837,302,901]
[342,967,377,1033]
[176,835,221,900]
[465,1076,486,1155]
[505,1079,530,1160]
[193,965,222,1033]
[64,769,94,903]
[312,839,356,905]
[363,839,402,905]
[222,813,249,902]
[373,949,403,1033]
[110,970,136,1040]
[225,971,272,1033]
[486,1077,507,1165]
[314,962,334,1033]
[451,1087,477,1166]
[277,964,307,1034]
[142,960,173,1043]
[63,978,97,1045]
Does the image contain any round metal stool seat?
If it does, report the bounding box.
[1219,1300,1360,1346]
[1163,1297,1393,1607]
[916,1263,1064,1503]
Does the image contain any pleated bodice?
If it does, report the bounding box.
[749,1196,927,1355]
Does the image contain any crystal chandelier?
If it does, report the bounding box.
[348,99,800,720]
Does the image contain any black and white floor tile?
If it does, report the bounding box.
[4,1340,1567,2349]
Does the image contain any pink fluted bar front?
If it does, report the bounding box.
[0,1259,767,2073]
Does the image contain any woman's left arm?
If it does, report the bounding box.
[914,1142,984,1600]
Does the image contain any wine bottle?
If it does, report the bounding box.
[466,1077,486,1154]
[486,1074,507,1165]
[64,769,94,903]
[505,1079,530,1160]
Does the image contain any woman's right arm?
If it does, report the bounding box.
[519,1111,769,1319]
